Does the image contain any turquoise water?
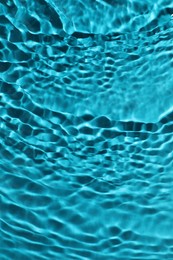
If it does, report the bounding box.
[0,0,173,259]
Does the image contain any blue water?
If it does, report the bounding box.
[0,0,173,259]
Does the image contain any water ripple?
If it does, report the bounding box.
[1,0,173,259]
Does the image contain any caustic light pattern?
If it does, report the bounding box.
[0,0,173,259]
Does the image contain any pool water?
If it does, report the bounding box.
[0,0,173,259]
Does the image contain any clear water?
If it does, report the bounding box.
[0,0,173,259]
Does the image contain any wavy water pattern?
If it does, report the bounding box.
[0,0,173,259]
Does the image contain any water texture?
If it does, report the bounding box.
[0,0,173,259]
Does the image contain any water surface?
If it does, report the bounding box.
[0,0,173,259]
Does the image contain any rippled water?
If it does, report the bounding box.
[1,0,173,259]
